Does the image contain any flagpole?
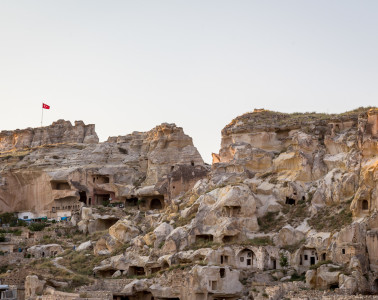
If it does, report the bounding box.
[41,104,43,127]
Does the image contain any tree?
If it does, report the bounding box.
[280,253,288,268]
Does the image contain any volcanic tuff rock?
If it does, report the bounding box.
[0,107,378,300]
[0,121,205,214]
[0,119,98,151]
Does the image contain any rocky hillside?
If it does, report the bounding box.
[0,107,377,300]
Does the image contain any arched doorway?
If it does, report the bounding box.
[237,248,256,268]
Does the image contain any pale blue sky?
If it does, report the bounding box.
[0,1,377,163]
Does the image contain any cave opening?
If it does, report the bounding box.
[79,191,87,204]
[125,197,138,207]
[51,181,70,190]
[128,266,145,276]
[150,198,163,210]
[285,197,296,205]
[196,234,213,243]
[362,200,369,210]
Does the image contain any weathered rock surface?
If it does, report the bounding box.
[1,108,378,299]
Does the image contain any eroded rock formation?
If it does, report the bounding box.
[0,108,377,300]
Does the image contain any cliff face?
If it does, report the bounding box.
[213,108,378,217]
[0,120,99,151]
[1,108,378,299]
[0,121,205,214]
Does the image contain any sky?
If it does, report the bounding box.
[0,1,377,163]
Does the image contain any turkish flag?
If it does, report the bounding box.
[42,103,50,109]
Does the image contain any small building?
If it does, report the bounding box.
[17,212,47,223]
[57,210,72,221]
[0,285,17,300]
[27,244,63,258]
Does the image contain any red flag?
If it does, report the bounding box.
[42,103,50,109]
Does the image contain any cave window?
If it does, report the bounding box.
[150,198,163,210]
[150,267,161,274]
[211,281,217,290]
[362,200,369,210]
[171,166,174,171]
[342,249,345,254]
[191,161,195,166]
[125,198,138,207]
[219,268,225,278]
[330,283,339,290]
[94,175,110,184]
[300,255,302,265]
[95,194,110,206]
[172,186,175,189]
[285,197,296,205]
[304,255,308,261]
[222,235,235,244]
[273,259,277,269]
[129,266,145,276]
[51,181,70,190]
[302,196,305,201]
[221,255,229,264]
[322,253,326,261]
[196,234,213,243]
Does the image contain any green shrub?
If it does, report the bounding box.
[0,265,8,273]
[28,222,48,232]
[290,272,305,281]
[0,213,18,226]
[279,253,288,268]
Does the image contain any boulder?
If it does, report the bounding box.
[25,275,45,299]
[76,241,93,251]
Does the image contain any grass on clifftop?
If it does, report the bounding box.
[226,107,376,130]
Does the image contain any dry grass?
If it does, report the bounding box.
[281,199,311,228]
[242,237,273,246]
[59,250,108,276]
[308,202,352,232]
[257,212,286,233]
[31,258,92,290]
